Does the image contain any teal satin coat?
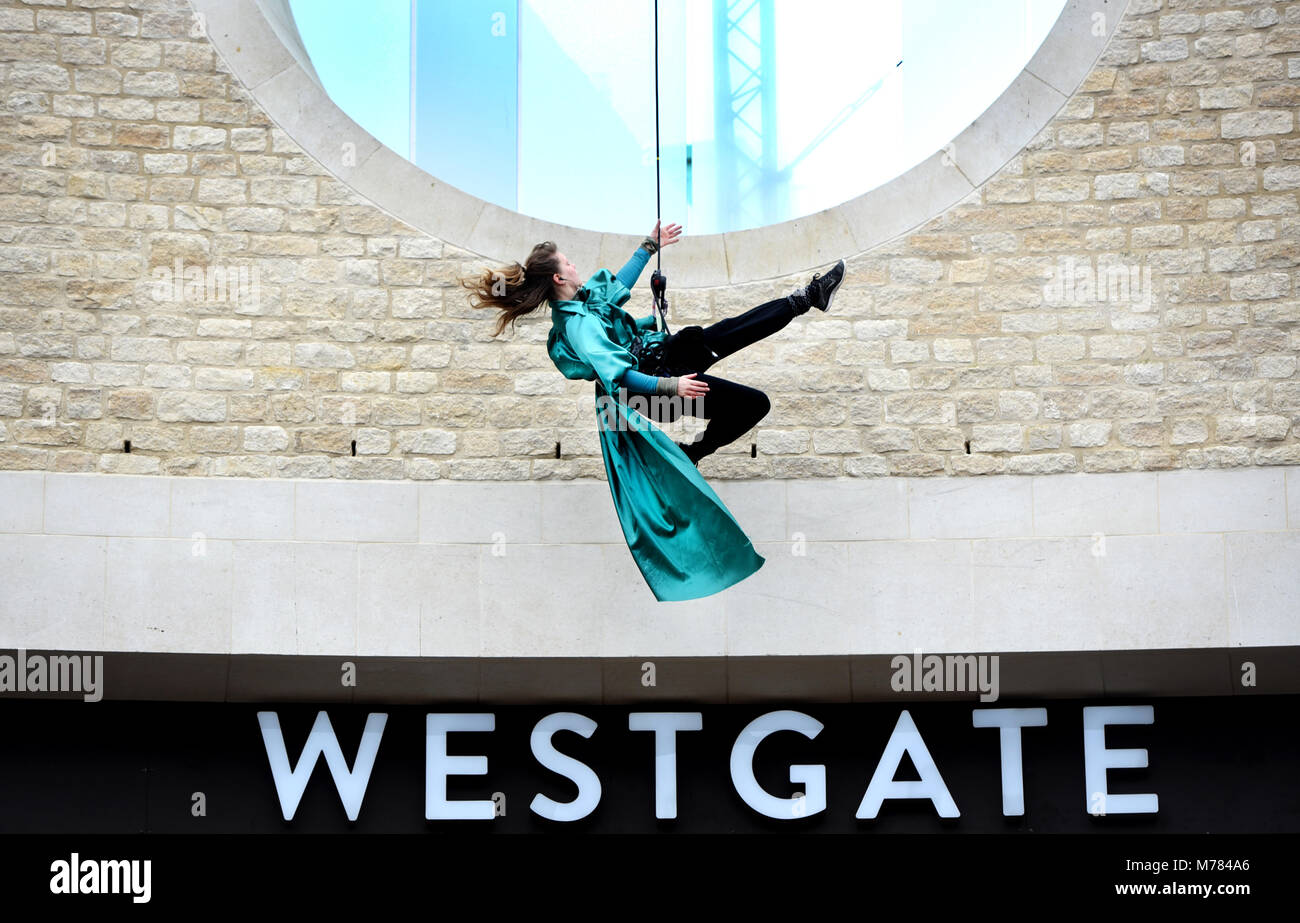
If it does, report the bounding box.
[546,268,765,602]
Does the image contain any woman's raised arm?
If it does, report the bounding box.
[614,243,651,291]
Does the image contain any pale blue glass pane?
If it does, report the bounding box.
[287,0,411,159]
[413,0,517,209]
[517,0,686,236]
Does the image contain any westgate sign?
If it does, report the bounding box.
[257,705,1158,822]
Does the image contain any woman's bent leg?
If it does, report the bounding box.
[675,374,771,463]
[699,296,796,365]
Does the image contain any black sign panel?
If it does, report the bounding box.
[0,695,1295,834]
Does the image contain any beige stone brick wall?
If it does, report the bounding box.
[0,0,1298,480]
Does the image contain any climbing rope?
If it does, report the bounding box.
[650,0,671,335]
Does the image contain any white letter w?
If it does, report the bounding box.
[257,711,387,821]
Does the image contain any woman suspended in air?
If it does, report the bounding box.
[460,221,846,602]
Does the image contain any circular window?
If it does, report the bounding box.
[290,0,1068,236]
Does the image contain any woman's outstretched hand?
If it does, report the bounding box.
[676,372,708,399]
[650,220,682,248]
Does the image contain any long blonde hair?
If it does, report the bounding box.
[458,240,563,338]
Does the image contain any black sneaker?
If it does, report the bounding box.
[807,259,845,312]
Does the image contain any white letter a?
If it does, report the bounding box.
[857,709,959,818]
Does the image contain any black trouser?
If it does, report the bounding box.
[640,295,798,463]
